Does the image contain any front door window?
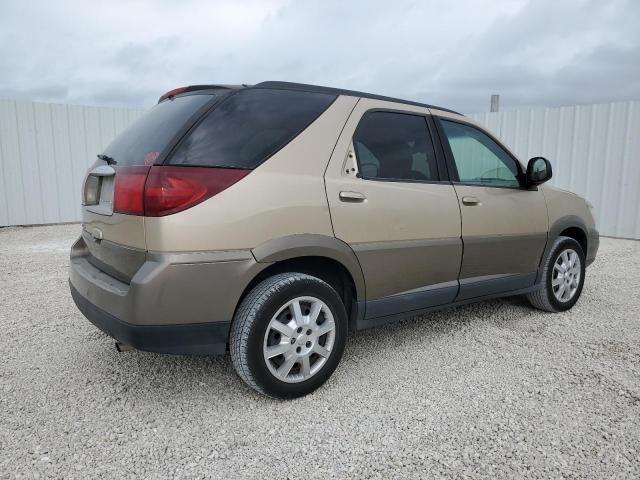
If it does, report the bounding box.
[440,120,521,188]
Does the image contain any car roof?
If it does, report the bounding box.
[160,81,461,115]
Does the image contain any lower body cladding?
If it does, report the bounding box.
[351,233,545,324]
[70,228,600,355]
[357,273,540,330]
[69,236,268,355]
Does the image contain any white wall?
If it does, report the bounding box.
[469,101,640,239]
[0,99,145,226]
[1,98,638,239]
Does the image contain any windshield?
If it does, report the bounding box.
[102,93,214,166]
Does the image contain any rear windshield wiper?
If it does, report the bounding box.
[97,154,117,165]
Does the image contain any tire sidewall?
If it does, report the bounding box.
[244,276,348,398]
[545,238,586,311]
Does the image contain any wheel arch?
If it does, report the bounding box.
[237,234,366,330]
[536,215,588,283]
[558,226,587,255]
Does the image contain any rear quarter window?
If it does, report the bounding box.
[168,88,336,169]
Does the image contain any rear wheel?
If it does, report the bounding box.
[229,273,347,398]
[527,236,586,312]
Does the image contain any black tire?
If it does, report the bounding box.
[527,236,586,312]
[229,273,348,399]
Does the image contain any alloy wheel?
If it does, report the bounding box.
[263,296,336,383]
[552,249,581,302]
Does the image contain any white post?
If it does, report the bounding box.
[490,94,500,112]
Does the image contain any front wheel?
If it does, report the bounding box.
[229,273,347,398]
[527,236,586,312]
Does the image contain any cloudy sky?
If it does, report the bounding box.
[1,0,638,112]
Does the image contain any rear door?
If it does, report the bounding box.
[80,93,215,282]
[325,99,462,321]
[433,113,548,300]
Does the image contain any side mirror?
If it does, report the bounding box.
[526,157,552,186]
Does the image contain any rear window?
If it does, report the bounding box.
[102,94,213,166]
[168,88,336,169]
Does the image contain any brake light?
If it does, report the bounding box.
[158,87,188,103]
[113,166,250,217]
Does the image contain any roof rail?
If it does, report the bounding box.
[252,81,462,115]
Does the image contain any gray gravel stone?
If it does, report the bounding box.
[1,224,639,479]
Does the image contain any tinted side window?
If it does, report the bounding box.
[440,120,521,187]
[169,89,336,169]
[354,112,438,182]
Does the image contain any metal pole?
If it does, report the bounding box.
[490,94,500,112]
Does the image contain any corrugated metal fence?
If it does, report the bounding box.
[0,99,145,226]
[469,101,640,239]
[1,98,638,239]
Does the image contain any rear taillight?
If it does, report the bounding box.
[113,166,249,217]
[144,166,249,216]
[113,166,150,215]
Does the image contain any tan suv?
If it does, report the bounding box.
[70,82,599,398]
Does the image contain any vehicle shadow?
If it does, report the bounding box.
[78,295,539,403]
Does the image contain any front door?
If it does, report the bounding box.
[325,99,462,321]
[434,115,548,300]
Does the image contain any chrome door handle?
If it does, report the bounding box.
[462,196,481,206]
[339,191,366,202]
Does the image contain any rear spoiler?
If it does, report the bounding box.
[158,84,245,103]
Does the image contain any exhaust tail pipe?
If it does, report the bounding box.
[115,342,134,352]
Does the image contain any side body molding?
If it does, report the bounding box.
[251,234,367,302]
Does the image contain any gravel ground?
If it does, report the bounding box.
[1,224,639,479]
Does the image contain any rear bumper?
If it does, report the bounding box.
[70,282,230,355]
[69,236,269,355]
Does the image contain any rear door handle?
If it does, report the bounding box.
[462,196,481,206]
[339,191,366,202]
